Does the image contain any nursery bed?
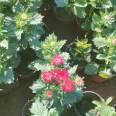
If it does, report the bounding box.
[0,5,116,116]
[0,75,116,116]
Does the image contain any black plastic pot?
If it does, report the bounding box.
[0,81,19,96]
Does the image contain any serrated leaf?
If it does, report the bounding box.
[29,60,52,71]
[73,6,86,18]
[74,0,87,7]
[54,0,69,7]
[0,39,8,48]
[0,67,14,84]
[15,29,23,40]
[68,65,78,76]
[93,37,107,48]
[63,91,83,105]
[30,98,48,116]
[30,79,45,93]
[28,37,41,51]
[61,52,70,62]
[30,14,43,25]
[84,63,99,75]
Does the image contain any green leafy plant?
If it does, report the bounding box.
[0,0,44,84]
[92,34,116,78]
[86,97,116,116]
[29,34,84,116]
[74,39,92,64]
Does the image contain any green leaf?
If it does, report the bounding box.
[0,67,14,84]
[61,52,70,62]
[92,99,116,116]
[73,6,86,18]
[68,65,78,76]
[15,29,23,40]
[63,91,83,105]
[30,79,45,93]
[29,14,43,25]
[74,0,87,7]
[54,0,69,7]
[112,64,116,72]
[28,37,41,51]
[106,97,113,105]
[93,37,107,48]
[29,60,52,71]
[86,109,97,116]
[91,14,103,32]
[30,98,48,116]
[111,0,116,6]
[0,39,8,48]
[96,54,106,60]
[84,63,99,75]
[48,108,59,116]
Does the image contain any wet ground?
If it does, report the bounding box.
[0,7,116,116]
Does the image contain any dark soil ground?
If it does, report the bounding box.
[0,7,116,116]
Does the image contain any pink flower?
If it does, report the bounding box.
[52,54,64,66]
[75,77,84,87]
[61,79,75,92]
[55,69,69,82]
[41,71,54,83]
[112,39,116,45]
[45,89,53,99]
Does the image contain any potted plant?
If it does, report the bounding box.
[28,33,85,116]
[86,97,116,116]
[69,39,92,76]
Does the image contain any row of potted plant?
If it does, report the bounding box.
[51,0,116,82]
[0,0,44,84]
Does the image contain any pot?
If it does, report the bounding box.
[77,67,84,76]
[90,75,107,83]
[0,81,19,96]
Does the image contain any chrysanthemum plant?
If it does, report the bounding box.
[0,11,19,84]
[0,0,44,84]
[73,39,92,66]
[86,97,116,116]
[29,33,84,116]
[2,0,44,51]
[84,33,116,79]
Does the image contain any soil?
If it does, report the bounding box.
[0,6,116,116]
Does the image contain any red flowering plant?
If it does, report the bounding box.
[29,33,84,116]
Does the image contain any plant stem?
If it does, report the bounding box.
[83,91,104,102]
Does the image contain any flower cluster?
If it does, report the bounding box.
[52,54,64,66]
[41,54,84,93]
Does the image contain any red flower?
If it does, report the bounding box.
[45,90,53,99]
[55,69,69,82]
[41,71,54,83]
[61,79,75,92]
[52,54,64,66]
[75,77,84,87]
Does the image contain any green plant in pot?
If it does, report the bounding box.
[0,13,20,85]
[84,62,112,83]
[3,1,44,51]
[86,97,116,116]
[71,39,92,76]
[84,34,116,82]
[28,34,84,116]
